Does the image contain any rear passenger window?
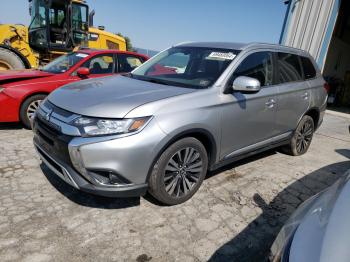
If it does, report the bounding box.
[83,55,114,74]
[118,54,144,73]
[277,53,303,83]
[231,52,274,87]
[301,56,316,79]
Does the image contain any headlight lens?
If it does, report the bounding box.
[0,87,4,93]
[72,116,151,137]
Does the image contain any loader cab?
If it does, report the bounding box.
[28,0,88,52]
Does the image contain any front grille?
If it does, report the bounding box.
[34,117,73,166]
[37,129,54,146]
[36,115,61,136]
[37,146,63,173]
[43,100,74,119]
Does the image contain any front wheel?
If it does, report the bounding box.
[148,137,208,205]
[20,94,47,129]
[283,115,314,156]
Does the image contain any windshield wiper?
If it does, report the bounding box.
[145,78,171,86]
[131,75,171,86]
[129,75,201,89]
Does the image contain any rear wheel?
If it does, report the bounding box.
[148,137,208,205]
[283,115,314,156]
[20,94,47,129]
[0,48,26,71]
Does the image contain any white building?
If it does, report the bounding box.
[280,0,350,107]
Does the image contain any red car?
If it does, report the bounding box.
[0,49,148,128]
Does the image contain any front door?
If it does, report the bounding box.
[220,51,278,159]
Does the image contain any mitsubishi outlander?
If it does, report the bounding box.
[32,42,328,205]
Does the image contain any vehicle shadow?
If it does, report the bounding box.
[40,164,140,209]
[207,149,277,179]
[208,152,350,262]
[143,150,278,206]
[0,122,25,130]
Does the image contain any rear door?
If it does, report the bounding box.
[81,54,115,78]
[116,54,144,73]
[274,52,310,135]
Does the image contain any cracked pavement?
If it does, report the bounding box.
[0,113,349,262]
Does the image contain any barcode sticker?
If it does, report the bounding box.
[207,52,236,60]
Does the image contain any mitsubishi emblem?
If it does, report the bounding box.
[45,109,52,121]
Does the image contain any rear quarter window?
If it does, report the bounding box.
[300,56,316,79]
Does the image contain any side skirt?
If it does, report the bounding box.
[209,138,291,171]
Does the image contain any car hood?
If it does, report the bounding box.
[48,75,197,118]
[288,171,350,262]
[0,69,54,84]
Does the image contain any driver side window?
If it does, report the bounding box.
[231,52,273,87]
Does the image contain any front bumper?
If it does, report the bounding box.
[32,102,167,198]
[34,140,148,197]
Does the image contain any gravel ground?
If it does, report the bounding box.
[0,113,349,262]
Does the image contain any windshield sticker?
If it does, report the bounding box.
[207,52,236,61]
[76,53,89,58]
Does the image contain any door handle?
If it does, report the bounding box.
[265,99,276,108]
[302,92,309,100]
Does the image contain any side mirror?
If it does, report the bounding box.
[77,67,90,78]
[232,76,261,93]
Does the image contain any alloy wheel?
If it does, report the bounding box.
[295,119,313,154]
[26,99,42,120]
[164,147,203,198]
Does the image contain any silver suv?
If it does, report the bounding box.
[32,42,328,205]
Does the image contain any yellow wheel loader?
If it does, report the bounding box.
[0,0,126,71]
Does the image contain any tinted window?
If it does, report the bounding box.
[118,54,144,73]
[106,40,120,50]
[89,33,99,41]
[301,56,316,79]
[232,52,273,87]
[277,52,303,83]
[82,55,114,74]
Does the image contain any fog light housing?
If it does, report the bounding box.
[88,170,132,186]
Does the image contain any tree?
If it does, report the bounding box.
[116,32,134,51]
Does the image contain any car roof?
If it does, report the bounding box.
[175,42,248,50]
[77,48,149,59]
[174,41,310,56]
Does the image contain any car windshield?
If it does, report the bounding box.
[41,52,89,73]
[131,46,239,88]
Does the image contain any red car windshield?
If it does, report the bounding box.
[41,52,89,74]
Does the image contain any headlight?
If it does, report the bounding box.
[0,87,4,93]
[72,116,152,137]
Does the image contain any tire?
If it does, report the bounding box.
[148,137,208,205]
[282,115,314,156]
[0,48,26,71]
[20,94,47,129]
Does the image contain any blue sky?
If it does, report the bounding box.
[0,0,287,51]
